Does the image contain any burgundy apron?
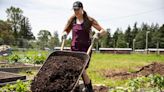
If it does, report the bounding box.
[71,23,91,52]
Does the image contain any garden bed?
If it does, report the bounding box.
[0,71,26,84]
[0,63,41,73]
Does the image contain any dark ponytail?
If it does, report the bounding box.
[83,11,92,32]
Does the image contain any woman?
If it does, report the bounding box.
[62,1,106,92]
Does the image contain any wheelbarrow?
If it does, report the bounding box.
[31,38,95,92]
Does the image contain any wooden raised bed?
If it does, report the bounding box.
[0,71,26,85]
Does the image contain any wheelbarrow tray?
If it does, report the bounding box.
[31,51,89,92]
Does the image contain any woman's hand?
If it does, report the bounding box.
[93,32,100,39]
[61,31,67,40]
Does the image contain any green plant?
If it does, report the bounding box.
[33,54,46,64]
[127,74,164,92]
[110,75,164,92]
[0,80,31,92]
[149,74,164,91]
[8,54,20,63]
[15,80,28,92]
[20,55,32,64]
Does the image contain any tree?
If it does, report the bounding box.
[131,22,139,46]
[65,38,72,47]
[53,31,59,46]
[37,30,51,49]
[6,6,23,40]
[0,20,14,45]
[125,26,132,48]
[6,6,35,47]
[113,28,120,48]
[149,23,160,48]
[134,23,151,49]
[159,24,164,48]
[19,17,35,40]
[99,28,111,48]
[49,31,59,49]
[135,29,145,49]
[116,31,126,48]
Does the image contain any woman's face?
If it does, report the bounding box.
[74,8,83,17]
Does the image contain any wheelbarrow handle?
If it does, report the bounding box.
[61,38,95,52]
[60,39,65,51]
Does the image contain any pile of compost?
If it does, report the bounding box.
[31,56,85,92]
[104,62,164,79]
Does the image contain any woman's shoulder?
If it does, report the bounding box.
[68,14,76,21]
[65,14,76,25]
[87,16,97,23]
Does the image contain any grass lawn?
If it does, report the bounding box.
[88,53,164,87]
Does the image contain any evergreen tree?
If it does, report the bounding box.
[99,28,111,47]
[116,31,126,48]
[125,25,132,48]
[149,23,160,48]
[135,29,145,49]
[159,24,164,48]
[19,17,35,40]
[131,22,139,39]
[113,28,120,48]
[131,22,139,48]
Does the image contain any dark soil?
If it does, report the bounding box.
[93,85,109,92]
[104,62,164,79]
[31,56,85,92]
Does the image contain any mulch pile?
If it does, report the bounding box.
[104,62,164,79]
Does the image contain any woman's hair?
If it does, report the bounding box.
[83,10,92,32]
[64,10,92,33]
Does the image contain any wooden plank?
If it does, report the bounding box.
[0,71,26,83]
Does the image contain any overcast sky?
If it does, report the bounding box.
[0,0,164,38]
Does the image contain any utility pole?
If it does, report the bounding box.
[133,39,136,52]
[157,41,159,55]
[146,31,150,54]
[126,42,129,48]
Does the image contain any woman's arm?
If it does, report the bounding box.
[63,15,75,34]
[91,18,106,37]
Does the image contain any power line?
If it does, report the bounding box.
[106,7,164,21]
